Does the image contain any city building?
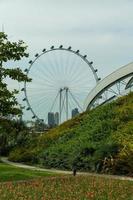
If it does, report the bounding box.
[54,112,59,126]
[72,108,79,118]
[48,112,55,127]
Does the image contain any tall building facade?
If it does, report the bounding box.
[48,112,55,127]
[72,108,79,118]
[54,112,59,126]
[48,112,59,127]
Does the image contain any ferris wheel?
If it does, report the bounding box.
[22,46,100,125]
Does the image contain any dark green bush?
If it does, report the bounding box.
[8,148,38,164]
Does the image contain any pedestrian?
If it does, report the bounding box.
[72,165,77,176]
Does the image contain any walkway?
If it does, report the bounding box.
[1,157,133,181]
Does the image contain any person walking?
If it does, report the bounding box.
[72,163,77,176]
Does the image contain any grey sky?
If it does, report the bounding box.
[0,0,133,120]
[0,0,133,77]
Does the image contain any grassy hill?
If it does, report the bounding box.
[9,92,133,176]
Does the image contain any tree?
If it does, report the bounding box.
[0,32,31,117]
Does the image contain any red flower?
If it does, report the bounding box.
[87,191,94,199]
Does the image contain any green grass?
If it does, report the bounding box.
[0,175,132,200]
[0,163,57,182]
[0,161,132,199]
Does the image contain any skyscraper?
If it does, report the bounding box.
[48,112,55,127]
[54,112,59,126]
[72,108,79,118]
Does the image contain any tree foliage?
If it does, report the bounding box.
[0,32,31,117]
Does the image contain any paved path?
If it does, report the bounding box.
[1,157,71,174]
[1,157,133,181]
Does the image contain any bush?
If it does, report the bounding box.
[9,148,38,164]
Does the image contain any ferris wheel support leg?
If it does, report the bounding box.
[59,88,62,124]
[66,87,69,121]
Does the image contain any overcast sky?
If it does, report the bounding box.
[0,0,133,77]
[0,0,133,120]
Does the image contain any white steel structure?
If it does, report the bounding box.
[84,62,133,110]
[22,45,99,124]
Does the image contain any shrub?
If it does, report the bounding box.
[9,148,38,164]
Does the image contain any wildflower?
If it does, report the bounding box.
[87,191,94,199]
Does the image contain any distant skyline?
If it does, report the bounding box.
[0,0,133,120]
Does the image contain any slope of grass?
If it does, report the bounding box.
[0,163,57,182]
[9,92,133,175]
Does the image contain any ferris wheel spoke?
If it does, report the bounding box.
[68,90,83,112]
[31,78,54,87]
[50,51,63,76]
[30,71,56,86]
[62,51,70,78]
[29,79,56,88]
[70,72,94,86]
[29,97,54,112]
[35,60,52,78]
[28,96,48,106]
[38,67,56,84]
[69,92,88,99]
[71,92,85,103]
[60,53,65,78]
[34,98,52,109]
[27,93,57,101]
[69,68,82,85]
[70,85,92,90]
[39,55,57,77]
[28,89,56,98]
[71,92,89,98]
[28,92,57,103]
[32,99,47,109]
[26,86,55,91]
[27,90,57,98]
[59,49,64,76]
[44,99,59,113]
[51,51,62,76]
[45,56,59,78]
[71,67,89,81]
[65,52,71,77]
[65,51,72,77]
[69,65,89,86]
[53,52,61,77]
[27,89,58,96]
[69,83,89,92]
[69,95,76,110]
[68,99,73,117]
[38,58,57,82]
[34,81,55,88]
[70,79,93,89]
[44,91,60,123]
[68,58,85,81]
[70,57,90,80]
[67,57,78,81]
[30,65,50,80]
